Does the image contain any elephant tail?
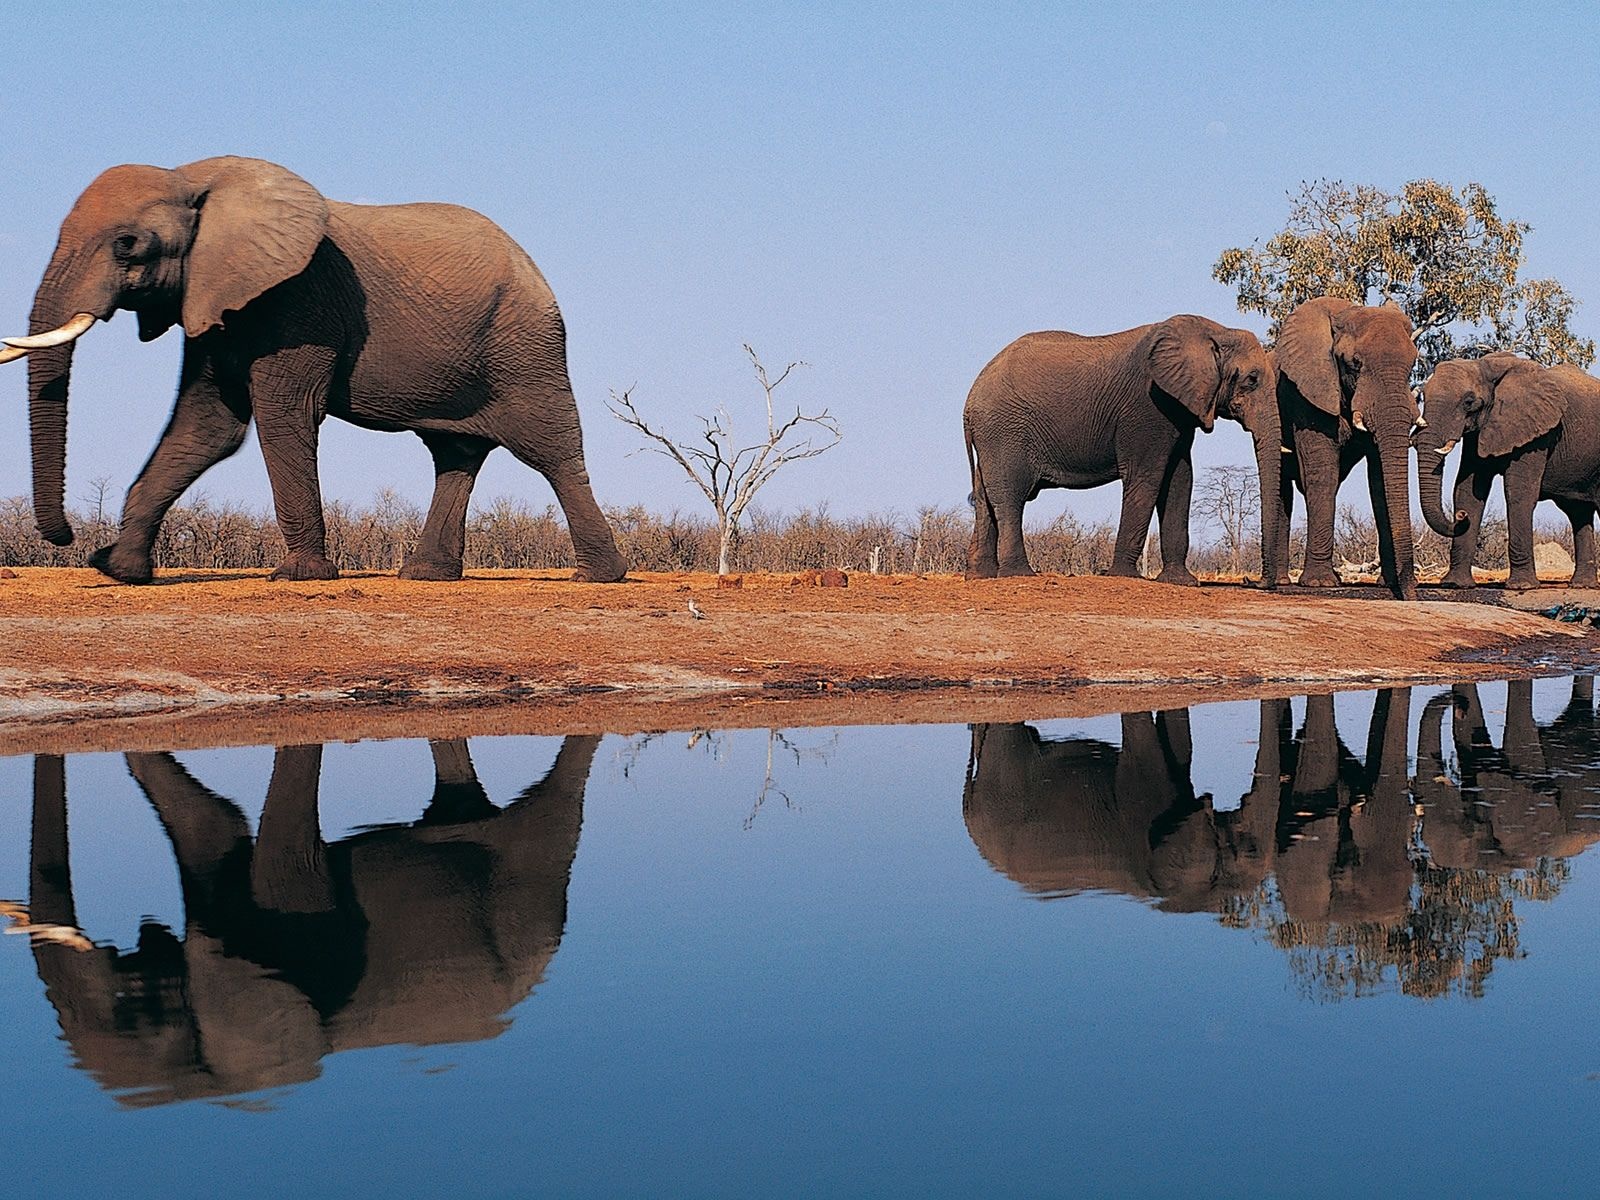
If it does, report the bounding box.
[964,412,983,508]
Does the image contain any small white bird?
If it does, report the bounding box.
[688,598,706,620]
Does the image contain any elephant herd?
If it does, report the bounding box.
[5,155,1597,597]
[966,298,1600,599]
[8,679,1599,1102]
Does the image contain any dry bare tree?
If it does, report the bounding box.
[608,345,842,574]
[1193,464,1262,577]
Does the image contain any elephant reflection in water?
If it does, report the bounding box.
[964,680,1600,998]
[15,736,596,1106]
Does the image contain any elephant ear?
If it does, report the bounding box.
[175,156,329,337]
[1479,359,1567,457]
[1148,316,1222,422]
[1274,297,1352,417]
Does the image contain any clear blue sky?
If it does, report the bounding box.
[2,2,1597,526]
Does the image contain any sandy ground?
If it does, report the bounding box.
[1,566,1596,755]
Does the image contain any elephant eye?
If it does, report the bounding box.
[1241,371,1260,391]
[111,233,139,260]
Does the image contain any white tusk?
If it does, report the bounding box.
[1352,412,1368,432]
[3,312,97,350]
[1435,440,1457,456]
[1414,414,1427,428]
[1280,445,1295,454]
[0,345,27,366]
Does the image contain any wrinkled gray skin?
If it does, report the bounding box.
[22,736,594,1106]
[964,315,1282,584]
[1271,298,1421,599]
[1416,354,1600,590]
[10,156,626,584]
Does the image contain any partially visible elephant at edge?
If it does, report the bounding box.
[963,314,1282,584]
[2,156,627,584]
[1416,353,1600,589]
[1272,297,1421,599]
[15,735,595,1106]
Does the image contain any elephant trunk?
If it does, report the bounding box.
[1367,393,1418,600]
[26,337,77,548]
[1416,430,1469,537]
[1251,422,1283,588]
[25,247,116,548]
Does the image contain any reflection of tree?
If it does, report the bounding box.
[614,727,836,828]
[1224,857,1568,1001]
[745,731,836,830]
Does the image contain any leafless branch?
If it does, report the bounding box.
[608,347,841,574]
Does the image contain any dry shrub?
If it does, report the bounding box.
[0,490,1561,578]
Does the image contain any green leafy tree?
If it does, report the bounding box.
[1215,180,1595,372]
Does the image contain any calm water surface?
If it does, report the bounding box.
[3,679,1600,1197]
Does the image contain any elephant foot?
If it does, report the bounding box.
[1296,566,1340,588]
[1571,570,1599,590]
[964,565,999,581]
[997,561,1037,578]
[571,551,628,583]
[399,558,463,582]
[1154,566,1199,587]
[1394,580,1420,602]
[270,553,340,582]
[1437,570,1477,589]
[1504,572,1542,592]
[1105,563,1145,580]
[88,543,153,585]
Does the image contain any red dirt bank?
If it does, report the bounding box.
[0,568,1591,755]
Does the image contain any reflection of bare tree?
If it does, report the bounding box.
[615,729,729,781]
[968,679,1600,1002]
[745,731,837,829]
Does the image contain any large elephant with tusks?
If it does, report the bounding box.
[1,156,627,585]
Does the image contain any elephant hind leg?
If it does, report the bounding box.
[966,449,1000,579]
[401,432,496,581]
[495,383,627,583]
[974,459,1037,577]
[1556,497,1597,588]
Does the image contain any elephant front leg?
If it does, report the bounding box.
[1440,465,1492,588]
[252,349,340,582]
[1109,472,1161,579]
[1502,450,1547,590]
[1153,449,1198,586]
[95,350,250,584]
[1557,498,1598,588]
[401,433,495,581]
[1292,427,1340,587]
